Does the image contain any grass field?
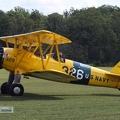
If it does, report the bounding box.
[0,67,120,120]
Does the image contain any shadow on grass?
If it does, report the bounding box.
[0,93,63,101]
[54,93,120,97]
[90,93,120,97]
[0,93,120,101]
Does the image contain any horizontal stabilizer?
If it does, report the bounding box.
[106,72,120,77]
[105,72,120,82]
[105,62,120,82]
[110,62,120,74]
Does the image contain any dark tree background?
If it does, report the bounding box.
[0,5,120,66]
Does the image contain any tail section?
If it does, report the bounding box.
[110,62,120,74]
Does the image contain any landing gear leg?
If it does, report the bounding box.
[1,72,14,94]
[9,74,24,96]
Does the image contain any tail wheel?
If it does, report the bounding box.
[1,82,10,94]
[9,84,24,96]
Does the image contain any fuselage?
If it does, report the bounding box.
[1,47,120,89]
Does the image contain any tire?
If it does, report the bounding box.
[9,84,24,96]
[1,82,9,94]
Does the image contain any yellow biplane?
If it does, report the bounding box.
[0,30,120,96]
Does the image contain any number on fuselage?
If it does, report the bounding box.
[71,61,91,85]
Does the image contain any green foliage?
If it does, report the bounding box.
[30,9,47,31]
[46,13,64,34]
[0,5,120,66]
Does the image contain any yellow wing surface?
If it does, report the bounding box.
[0,30,73,83]
[27,69,77,83]
[0,30,71,46]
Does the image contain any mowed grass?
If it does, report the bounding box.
[0,67,120,120]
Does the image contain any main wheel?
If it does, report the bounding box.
[1,82,10,94]
[9,84,24,96]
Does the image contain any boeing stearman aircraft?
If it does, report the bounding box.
[0,30,120,96]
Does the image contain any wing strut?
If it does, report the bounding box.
[38,35,45,69]
[55,38,61,68]
[5,39,9,47]
[45,41,55,67]
[14,38,17,48]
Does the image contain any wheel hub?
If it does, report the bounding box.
[13,87,21,94]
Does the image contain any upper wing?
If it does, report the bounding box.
[26,69,77,83]
[0,30,71,46]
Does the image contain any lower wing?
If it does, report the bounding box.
[26,69,77,83]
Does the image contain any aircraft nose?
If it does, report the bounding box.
[0,47,4,69]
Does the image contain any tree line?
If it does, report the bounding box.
[0,5,120,66]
